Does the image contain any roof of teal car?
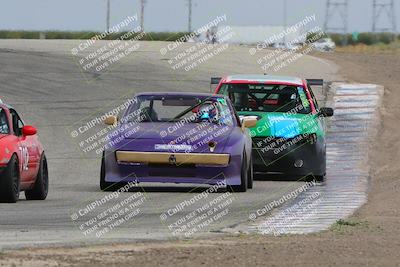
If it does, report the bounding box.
[223,74,304,86]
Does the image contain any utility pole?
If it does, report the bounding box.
[372,0,396,34]
[106,0,111,31]
[324,0,349,45]
[188,0,193,32]
[140,0,146,32]
[283,0,287,46]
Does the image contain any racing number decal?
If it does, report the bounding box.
[19,146,29,171]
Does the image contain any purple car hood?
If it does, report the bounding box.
[112,122,234,153]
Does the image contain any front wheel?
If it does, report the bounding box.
[25,154,49,200]
[0,155,20,203]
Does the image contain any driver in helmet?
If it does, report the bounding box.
[197,102,219,122]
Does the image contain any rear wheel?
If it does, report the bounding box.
[313,174,326,184]
[0,155,20,203]
[230,153,248,192]
[25,154,49,200]
[100,152,123,191]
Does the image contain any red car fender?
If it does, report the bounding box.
[0,134,21,167]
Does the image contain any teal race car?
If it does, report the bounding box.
[213,75,333,182]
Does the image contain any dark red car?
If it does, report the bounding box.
[0,101,48,203]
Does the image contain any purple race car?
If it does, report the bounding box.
[100,92,256,192]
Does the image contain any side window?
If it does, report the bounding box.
[0,108,10,134]
[307,84,319,109]
[10,109,24,136]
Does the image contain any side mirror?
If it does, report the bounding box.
[319,107,334,117]
[22,125,37,136]
[242,118,257,128]
[104,116,118,126]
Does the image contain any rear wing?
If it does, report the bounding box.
[212,77,324,86]
[210,77,222,92]
[210,77,222,85]
[306,79,324,86]
[306,79,327,103]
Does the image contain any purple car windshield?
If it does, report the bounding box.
[122,95,234,126]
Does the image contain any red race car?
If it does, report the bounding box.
[0,101,48,203]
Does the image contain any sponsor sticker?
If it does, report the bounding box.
[155,144,193,151]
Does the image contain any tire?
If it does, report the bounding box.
[25,154,49,200]
[313,174,326,184]
[230,152,248,192]
[247,156,253,189]
[0,154,20,203]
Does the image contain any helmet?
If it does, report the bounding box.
[198,103,218,121]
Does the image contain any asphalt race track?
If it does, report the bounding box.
[0,40,346,249]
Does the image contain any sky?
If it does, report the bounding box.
[0,0,398,33]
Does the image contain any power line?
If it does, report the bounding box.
[283,0,287,45]
[140,0,146,32]
[188,0,193,32]
[372,0,396,33]
[324,0,349,33]
[324,0,349,44]
[106,0,111,31]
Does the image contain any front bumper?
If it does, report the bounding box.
[252,136,326,176]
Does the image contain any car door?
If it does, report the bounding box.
[9,109,39,183]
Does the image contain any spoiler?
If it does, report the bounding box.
[306,79,324,86]
[210,77,222,85]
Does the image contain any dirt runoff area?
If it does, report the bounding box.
[1,51,399,267]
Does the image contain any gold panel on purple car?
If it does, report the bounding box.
[116,151,230,166]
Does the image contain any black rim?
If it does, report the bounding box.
[12,162,19,197]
